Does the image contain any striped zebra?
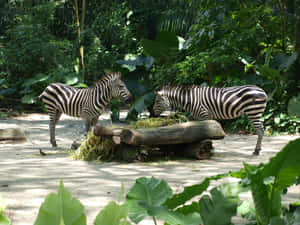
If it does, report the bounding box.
[39,72,132,147]
[153,85,268,155]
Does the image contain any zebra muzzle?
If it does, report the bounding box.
[124,94,133,104]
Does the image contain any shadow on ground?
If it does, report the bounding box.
[0,113,299,225]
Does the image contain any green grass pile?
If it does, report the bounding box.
[129,113,188,129]
[71,132,115,161]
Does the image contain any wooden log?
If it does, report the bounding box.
[160,139,213,160]
[183,140,213,159]
[93,125,122,137]
[120,120,225,146]
[93,125,122,145]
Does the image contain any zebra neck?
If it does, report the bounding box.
[93,83,113,109]
[167,89,192,112]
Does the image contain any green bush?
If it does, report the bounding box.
[1,2,78,103]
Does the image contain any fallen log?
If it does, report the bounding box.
[93,120,225,160]
[93,126,122,145]
[119,120,225,146]
[93,125,122,137]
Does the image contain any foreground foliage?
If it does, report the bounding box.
[33,138,300,225]
[0,195,11,225]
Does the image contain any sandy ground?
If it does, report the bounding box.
[0,112,299,225]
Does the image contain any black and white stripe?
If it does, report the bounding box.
[39,72,132,147]
[153,85,268,155]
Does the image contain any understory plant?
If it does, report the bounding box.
[0,195,11,225]
[33,138,300,225]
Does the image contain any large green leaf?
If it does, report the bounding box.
[274,52,298,72]
[0,196,6,214]
[260,65,282,80]
[237,200,256,221]
[125,177,173,224]
[269,208,300,225]
[0,196,11,225]
[0,215,12,225]
[34,180,86,225]
[288,94,300,118]
[21,94,36,104]
[262,138,300,190]
[22,73,50,88]
[126,92,155,121]
[244,162,273,225]
[244,138,300,225]
[139,203,202,225]
[94,201,131,225]
[65,75,79,86]
[116,55,154,71]
[164,173,229,210]
[199,183,241,225]
[141,31,179,64]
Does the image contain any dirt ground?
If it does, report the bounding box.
[0,112,299,225]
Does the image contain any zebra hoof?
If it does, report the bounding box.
[252,150,260,156]
[51,142,57,148]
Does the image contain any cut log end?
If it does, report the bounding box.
[184,140,213,160]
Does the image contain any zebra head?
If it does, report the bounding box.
[110,72,132,104]
[153,87,171,116]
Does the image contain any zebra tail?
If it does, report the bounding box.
[37,92,45,101]
[252,92,268,104]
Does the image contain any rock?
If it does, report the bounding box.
[0,127,26,141]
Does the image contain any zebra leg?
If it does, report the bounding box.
[91,116,99,128]
[84,118,92,133]
[49,110,62,148]
[249,119,264,155]
[84,116,99,134]
[253,126,264,155]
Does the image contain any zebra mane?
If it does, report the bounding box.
[156,85,199,95]
[96,72,122,85]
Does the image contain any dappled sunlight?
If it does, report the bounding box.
[0,113,299,225]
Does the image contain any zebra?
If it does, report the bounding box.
[153,85,268,155]
[39,72,132,147]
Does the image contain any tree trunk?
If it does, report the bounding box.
[296,16,300,57]
[119,120,225,146]
[80,0,86,82]
[277,0,286,51]
[74,0,86,82]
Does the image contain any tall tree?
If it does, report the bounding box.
[74,0,86,82]
[296,17,300,57]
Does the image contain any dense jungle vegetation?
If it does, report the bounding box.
[0,0,299,133]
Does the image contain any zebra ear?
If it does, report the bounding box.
[155,86,165,96]
[111,72,122,81]
[116,72,122,79]
[156,90,164,96]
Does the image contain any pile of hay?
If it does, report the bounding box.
[72,113,188,161]
[71,132,115,161]
[129,113,188,129]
